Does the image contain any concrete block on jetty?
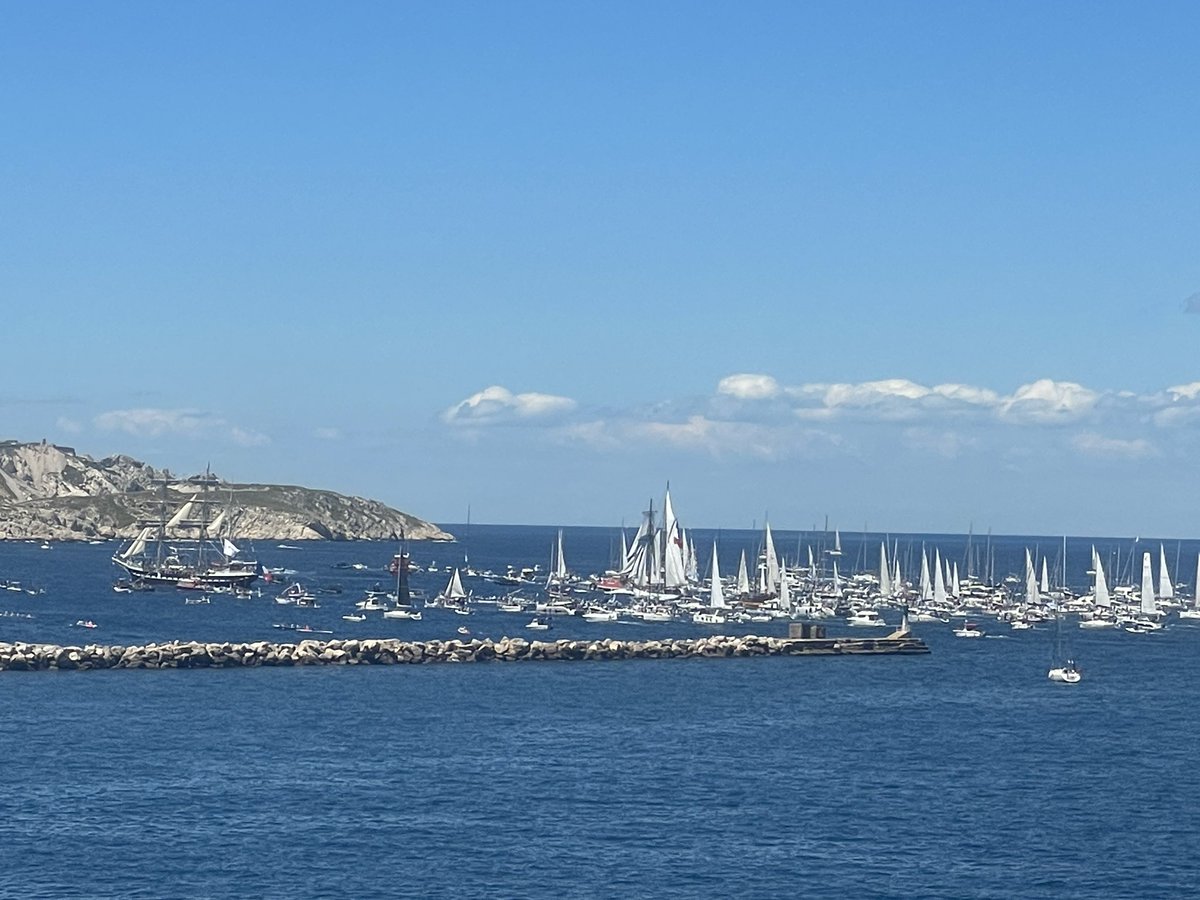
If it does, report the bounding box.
[0,633,929,672]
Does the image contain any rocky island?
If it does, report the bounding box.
[0,440,452,542]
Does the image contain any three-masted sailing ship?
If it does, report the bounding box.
[111,472,260,588]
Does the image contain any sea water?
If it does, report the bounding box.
[1,527,1198,898]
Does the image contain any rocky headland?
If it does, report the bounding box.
[0,440,451,542]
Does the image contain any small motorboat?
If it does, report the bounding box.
[953,621,985,638]
[526,616,552,631]
[184,596,211,605]
[846,610,887,627]
[457,625,471,636]
[73,620,98,629]
[383,607,422,620]
[581,607,618,623]
[342,613,367,623]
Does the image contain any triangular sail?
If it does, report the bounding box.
[446,568,467,600]
[166,499,196,529]
[709,543,726,609]
[879,542,891,597]
[662,487,687,588]
[1159,544,1174,599]
[951,562,960,599]
[1194,554,1200,610]
[1140,552,1156,615]
[761,523,780,594]
[736,551,750,596]
[1040,557,1050,594]
[919,549,932,601]
[554,530,568,579]
[778,560,791,609]
[120,526,154,560]
[933,549,947,605]
[1094,550,1111,609]
[1025,549,1040,606]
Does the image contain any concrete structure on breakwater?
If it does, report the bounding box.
[0,633,929,671]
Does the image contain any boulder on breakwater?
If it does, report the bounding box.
[0,634,930,672]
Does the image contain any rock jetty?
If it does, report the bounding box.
[0,634,929,671]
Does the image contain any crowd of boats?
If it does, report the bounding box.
[97,486,1199,662]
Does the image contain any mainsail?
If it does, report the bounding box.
[709,542,726,609]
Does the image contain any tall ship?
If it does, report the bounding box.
[112,474,260,589]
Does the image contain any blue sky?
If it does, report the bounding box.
[3,1,1200,536]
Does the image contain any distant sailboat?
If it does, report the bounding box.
[1048,615,1082,683]
[1181,555,1200,621]
[1158,544,1174,600]
[693,544,727,625]
[878,542,892,598]
[735,550,751,598]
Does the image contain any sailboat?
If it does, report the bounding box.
[112,474,259,589]
[1080,549,1116,629]
[1181,555,1200,621]
[432,567,470,611]
[1047,616,1082,683]
[693,542,727,625]
[1123,552,1163,632]
[383,540,422,620]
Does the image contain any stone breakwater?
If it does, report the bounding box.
[0,634,929,671]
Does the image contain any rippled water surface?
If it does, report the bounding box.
[2,529,1198,897]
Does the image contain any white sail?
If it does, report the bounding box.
[1158,544,1174,600]
[879,542,891,597]
[893,556,902,594]
[807,545,815,577]
[662,487,687,588]
[222,538,240,559]
[832,560,842,596]
[1195,554,1200,609]
[206,509,226,537]
[555,529,568,580]
[761,523,780,594]
[709,542,726,609]
[1140,552,1156,615]
[1094,551,1111,609]
[1025,549,1040,606]
[779,560,791,610]
[166,498,196,529]
[919,550,932,601]
[445,568,467,600]
[120,526,155,560]
[1040,557,1050,594]
[933,549,947,605]
[736,550,750,597]
[951,561,960,599]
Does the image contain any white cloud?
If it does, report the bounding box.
[557,415,841,460]
[1072,432,1157,459]
[230,427,270,447]
[55,417,82,434]
[443,385,576,426]
[998,380,1099,423]
[95,408,214,437]
[1166,382,1200,401]
[314,427,342,440]
[717,373,780,400]
[94,407,268,446]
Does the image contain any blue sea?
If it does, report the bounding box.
[1,526,1198,898]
